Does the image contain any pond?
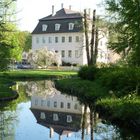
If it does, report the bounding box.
[0,80,139,140]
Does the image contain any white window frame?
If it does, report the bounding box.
[67,103,71,109]
[54,101,57,107]
[55,37,58,43]
[62,36,65,43]
[68,36,72,42]
[61,50,65,58]
[53,113,59,121]
[75,36,80,42]
[40,112,46,120]
[55,24,61,31]
[36,37,39,44]
[60,102,64,108]
[67,115,72,123]
[42,24,48,31]
[48,37,52,43]
[42,37,46,44]
[68,50,72,58]
[69,23,74,30]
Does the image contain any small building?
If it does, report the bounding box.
[32,6,110,65]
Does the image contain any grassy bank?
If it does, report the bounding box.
[0,78,17,99]
[0,70,77,79]
[96,96,140,131]
[0,70,77,99]
[55,78,109,102]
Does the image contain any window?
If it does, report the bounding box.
[67,103,71,109]
[61,50,65,57]
[60,102,64,108]
[42,24,48,31]
[67,115,72,123]
[42,37,46,44]
[68,36,72,42]
[62,36,65,43]
[47,100,50,107]
[48,37,52,43]
[41,100,45,106]
[53,113,59,121]
[55,24,61,31]
[75,36,80,42]
[55,37,58,43]
[68,50,72,58]
[36,37,39,44]
[54,101,57,107]
[35,99,38,105]
[40,112,46,119]
[74,104,78,110]
[75,50,78,58]
[69,23,74,30]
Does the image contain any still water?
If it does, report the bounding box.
[0,80,139,140]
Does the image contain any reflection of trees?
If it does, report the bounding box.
[0,82,29,140]
[0,110,17,140]
[25,80,57,97]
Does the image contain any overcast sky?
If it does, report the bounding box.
[16,0,104,32]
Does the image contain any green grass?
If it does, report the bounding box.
[96,95,140,129]
[55,78,109,102]
[0,70,77,79]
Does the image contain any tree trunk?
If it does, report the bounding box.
[94,27,98,65]
[90,10,96,65]
[84,9,90,65]
[81,105,87,140]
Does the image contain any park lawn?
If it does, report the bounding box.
[0,70,77,79]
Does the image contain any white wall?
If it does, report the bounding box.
[32,32,86,65]
[31,93,83,114]
[32,30,109,65]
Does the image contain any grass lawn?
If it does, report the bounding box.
[0,69,77,79]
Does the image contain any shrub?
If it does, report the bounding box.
[78,65,98,81]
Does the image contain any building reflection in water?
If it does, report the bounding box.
[28,80,92,140]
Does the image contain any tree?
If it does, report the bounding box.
[17,31,31,52]
[105,0,140,66]
[84,9,102,66]
[0,0,18,71]
[28,48,61,68]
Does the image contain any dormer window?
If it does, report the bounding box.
[69,23,74,30]
[55,24,61,31]
[42,24,48,31]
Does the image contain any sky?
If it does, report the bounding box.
[16,0,104,32]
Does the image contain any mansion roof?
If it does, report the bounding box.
[32,8,84,34]
[40,8,83,21]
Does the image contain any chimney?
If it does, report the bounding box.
[52,5,55,16]
[61,3,63,9]
[69,5,71,10]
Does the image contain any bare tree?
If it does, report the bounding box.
[84,9,99,66]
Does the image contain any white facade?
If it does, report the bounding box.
[31,93,83,114]
[32,32,109,65]
[32,32,88,65]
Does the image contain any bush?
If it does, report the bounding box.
[62,61,72,66]
[78,65,99,80]
[98,67,140,97]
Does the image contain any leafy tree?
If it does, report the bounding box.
[17,31,31,52]
[0,0,23,70]
[105,0,140,66]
